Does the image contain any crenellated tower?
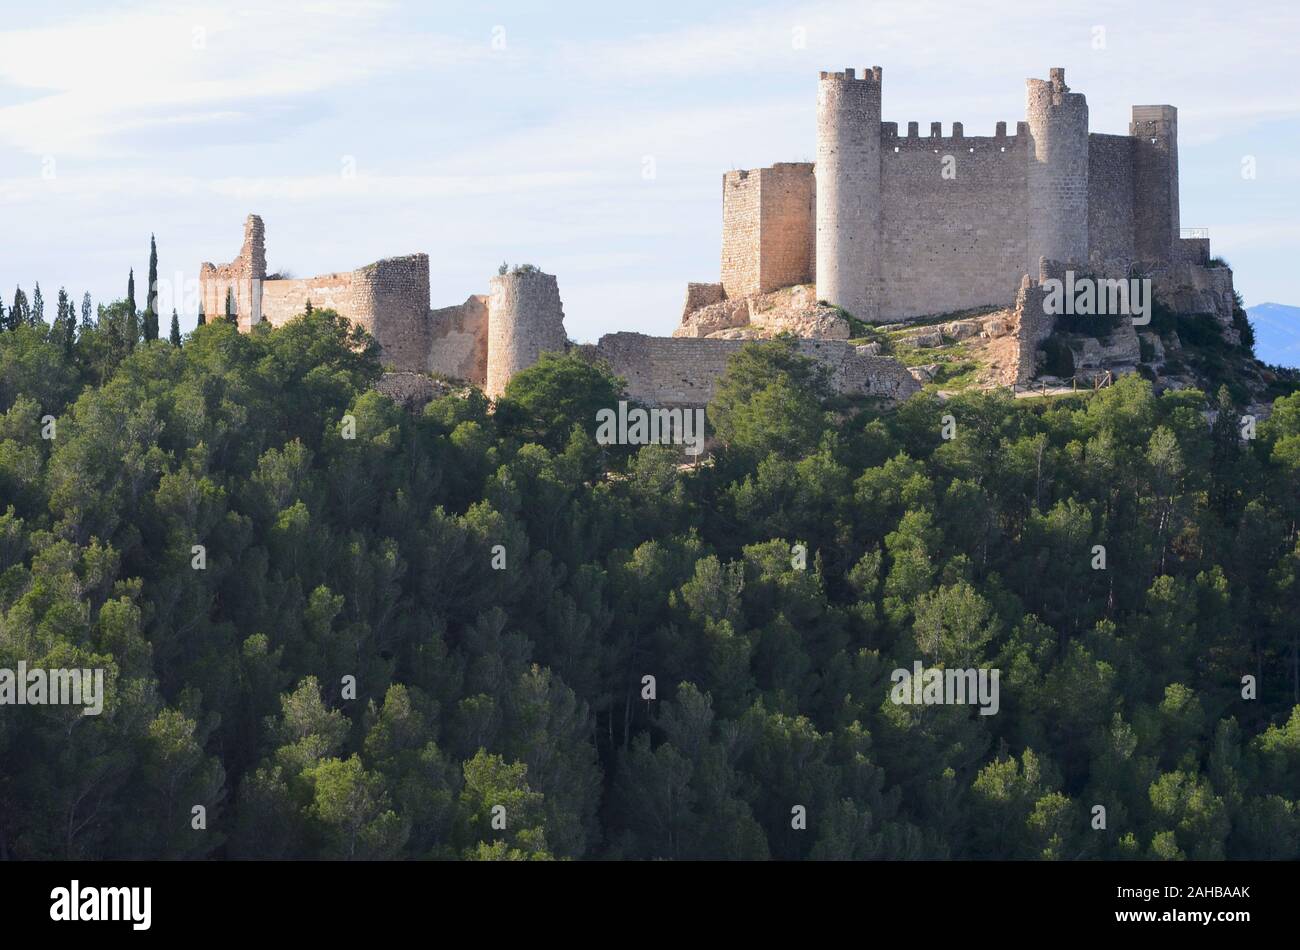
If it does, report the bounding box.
[815,67,882,322]
[1025,68,1089,274]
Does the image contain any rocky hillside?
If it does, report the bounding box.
[678,263,1297,410]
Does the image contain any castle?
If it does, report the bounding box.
[703,66,1205,322]
[200,66,1224,405]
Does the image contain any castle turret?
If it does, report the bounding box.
[1025,68,1089,274]
[1130,105,1180,262]
[815,67,882,322]
[485,268,568,397]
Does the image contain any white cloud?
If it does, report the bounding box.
[0,0,483,157]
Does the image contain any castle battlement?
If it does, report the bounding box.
[818,66,883,84]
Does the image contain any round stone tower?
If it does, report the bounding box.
[485,268,568,397]
[1025,67,1089,274]
[815,66,882,322]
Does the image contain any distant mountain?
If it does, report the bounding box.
[1247,303,1300,369]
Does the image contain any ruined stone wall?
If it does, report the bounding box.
[429,295,489,385]
[257,254,431,372]
[364,254,431,373]
[682,282,725,320]
[1001,261,1059,386]
[199,214,266,330]
[485,270,568,397]
[584,332,919,407]
[260,272,364,329]
[878,124,1028,319]
[1087,133,1137,265]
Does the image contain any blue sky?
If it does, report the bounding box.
[1,0,1297,342]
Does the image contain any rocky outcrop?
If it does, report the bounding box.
[1149,261,1240,346]
[675,283,852,341]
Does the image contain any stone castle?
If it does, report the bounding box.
[200,66,1231,405]
[707,66,1204,322]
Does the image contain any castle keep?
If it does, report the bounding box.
[201,66,1227,405]
[716,67,1199,322]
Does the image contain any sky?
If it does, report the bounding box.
[1,0,1298,343]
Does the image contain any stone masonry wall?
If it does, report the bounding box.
[429,295,489,385]
[758,163,816,294]
[261,272,364,328]
[1087,133,1137,265]
[878,124,1028,319]
[364,254,432,373]
[721,164,815,298]
[257,254,431,373]
[583,332,919,407]
[720,170,762,298]
[199,214,266,330]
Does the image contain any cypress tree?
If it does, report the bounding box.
[143,234,159,341]
[305,298,313,315]
[125,269,139,349]
[197,299,206,327]
[0,298,7,332]
[225,286,237,325]
[169,309,182,347]
[81,292,93,330]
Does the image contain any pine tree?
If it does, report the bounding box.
[169,309,182,347]
[31,283,44,326]
[81,292,93,330]
[143,234,159,341]
[10,287,29,329]
[55,287,75,359]
[0,298,7,332]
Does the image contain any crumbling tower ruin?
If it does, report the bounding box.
[199,214,266,329]
[1025,68,1090,274]
[485,269,569,397]
[815,67,883,321]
